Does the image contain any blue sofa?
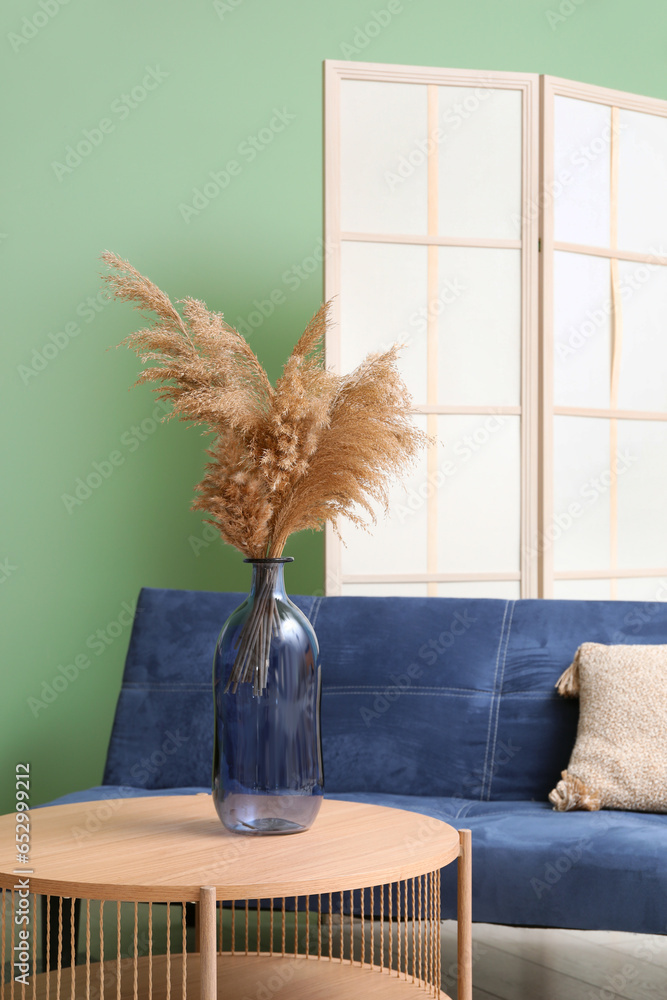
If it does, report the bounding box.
[51,588,667,936]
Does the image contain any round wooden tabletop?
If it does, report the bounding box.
[0,794,459,902]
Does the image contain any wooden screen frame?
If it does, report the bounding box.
[540,75,667,598]
[323,60,540,597]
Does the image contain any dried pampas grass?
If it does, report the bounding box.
[103,251,425,692]
[103,251,425,558]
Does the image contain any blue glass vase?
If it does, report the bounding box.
[212,557,323,835]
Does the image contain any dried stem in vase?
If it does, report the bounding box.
[103,251,426,692]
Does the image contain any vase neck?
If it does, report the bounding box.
[247,559,291,599]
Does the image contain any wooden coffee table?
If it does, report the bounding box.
[0,795,471,999]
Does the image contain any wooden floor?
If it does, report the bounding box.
[440,921,667,1000]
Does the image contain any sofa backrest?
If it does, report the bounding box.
[103,588,667,802]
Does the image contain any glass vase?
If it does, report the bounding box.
[212,557,323,834]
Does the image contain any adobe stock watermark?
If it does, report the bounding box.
[212,0,245,18]
[588,961,665,1000]
[234,237,335,338]
[178,108,296,224]
[527,450,637,559]
[360,609,477,726]
[512,119,628,234]
[60,400,170,514]
[394,276,466,352]
[169,236,333,394]
[403,812,462,856]
[51,66,169,181]
[70,730,190,845]
[608,593,667,643]
[394,414,507,525]
[188,519,222,558]
[0,558,18,584]
[373,273,467,365]
[309,566,345,601]
[340,0,414,59]
[456,737,522,800]
[545,0,588,31]
[585,929,667,1000]
[17,289,111,385]
[385,86,494,193]
[530,814,615,899]
[70,788,131,846]
[8,0,73,54]
[530,836,592,898]
[27,600,136,717]
[128,728,190,786]
[13,879,32,986]
[557,251,667,361]
[442,939,490,995]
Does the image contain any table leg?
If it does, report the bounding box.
[199,887,217,1000]
[457,829,472,1000]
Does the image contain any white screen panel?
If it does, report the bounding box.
[437,580,520,599]
[552,579,612,600]
[340,80,427,235]
[553,417,611,572]
[618,108,667,255]
[340,242,427,404]
[553,252,611,408]
[615,577,667,601]
[436,415,521,573]
[616,420,667,569]
[339,416,428,577]
[437,87,521,239]
[616,261,667,412]
[554,97,611,248]
[437,247,521,406]
[341,583,429,596]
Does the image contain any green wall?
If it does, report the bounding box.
[2,0,666,812]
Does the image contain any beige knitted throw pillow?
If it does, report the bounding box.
[549,642,667,813]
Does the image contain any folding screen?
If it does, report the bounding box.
[324,61,539,597]
[324,62,667,600]
[541,76,667,600]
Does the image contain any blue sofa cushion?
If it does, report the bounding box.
[328,793,667,935]
[44,787,667,935]
[104,588,667,803]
